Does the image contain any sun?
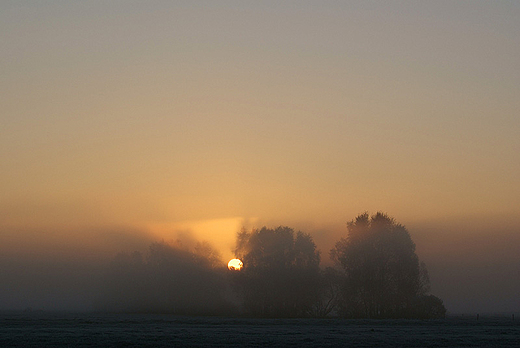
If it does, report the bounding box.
[227,258,243,271]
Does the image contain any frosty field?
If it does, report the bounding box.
[1,312,518,347]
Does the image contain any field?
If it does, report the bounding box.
[1,312,518,347]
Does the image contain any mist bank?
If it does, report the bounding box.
[0,214,519,314]
[0,225,150,311]
[410,216,520,314]
[0,234,232,313]
[260,214,520,314]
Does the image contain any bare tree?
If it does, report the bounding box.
[308,267,341,318]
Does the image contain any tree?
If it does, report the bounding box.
[308,267,341,318]
[233,226,321,317]
[411,295,447,319]
[330,212,443,318]
[101,241,233,315]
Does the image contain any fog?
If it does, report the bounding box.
[1,0,519,318]
[0,214,518,315]
[0,226,153,311]
[411,216,520,314]
[292,215,520,315]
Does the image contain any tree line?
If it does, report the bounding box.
[100,212,446,318]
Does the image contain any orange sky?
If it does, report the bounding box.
[1,1,519,313]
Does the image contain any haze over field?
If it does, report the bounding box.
[1,1,519,314]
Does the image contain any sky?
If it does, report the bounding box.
[1,1,519,314]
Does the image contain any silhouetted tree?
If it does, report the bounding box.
[100,241,233,315]
[308,267,341,318]
[410,295,447,319]
[331,212,444,318]
[234,226,321,317]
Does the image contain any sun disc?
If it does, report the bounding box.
[227,258,243,271]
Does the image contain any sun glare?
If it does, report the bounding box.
[227,258,243,271]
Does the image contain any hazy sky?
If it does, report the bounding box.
[1,1,519,313]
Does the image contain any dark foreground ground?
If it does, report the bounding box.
[1,312,518,347]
